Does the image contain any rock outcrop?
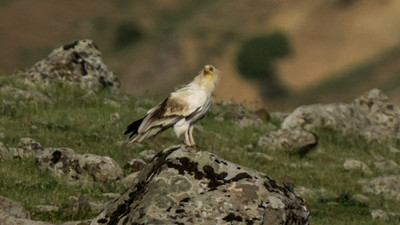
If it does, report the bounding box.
[91,145,310,225]
[37,147,123,182]
[360,176,400,200]
[8,138,123,182]
[21,39,120,91]
[0,85,54,104]
[282,89,400,142]
[258,128,318,154]
[0,195,31,220]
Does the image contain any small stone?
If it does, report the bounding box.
[104,99,121,108]
[34,205,60,213]
[371,209,389,220]
[109,112,122,122]
[0,142,9,159]
[295,187,315,199]
[124,158,147,173]
[343,159,372,175]
[17,137,43,156]
[353,194,369,203]
[389,145,400,154]
[371,156,400,172]
[248,152,274,161]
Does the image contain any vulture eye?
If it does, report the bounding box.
[209,66,214,72]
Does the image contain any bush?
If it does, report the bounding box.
[114,22,143,50]
[236,31,292,97]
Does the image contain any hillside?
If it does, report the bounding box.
[1,70,400,224]
[1,0,400,107]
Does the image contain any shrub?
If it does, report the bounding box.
[114,22,143,50]
[236,31,292,97]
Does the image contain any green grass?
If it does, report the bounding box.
[1,76,400,224]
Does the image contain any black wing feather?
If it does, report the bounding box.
[124,118,144,138]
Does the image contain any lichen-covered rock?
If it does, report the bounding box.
[0,195,31,219]
[282,89,400,142]
[258,129,318,154]
[343,159,372,175]
[17,137,44,156]
[360,176,400,200]
[22,39,120,91]
[37,147,123,182]
[0,209,92,225]
[371,156,400,172]
[0,85,53,104]
[91,145,310,225]
[0,142,9,159]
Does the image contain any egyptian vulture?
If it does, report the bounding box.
[124,65,220,146]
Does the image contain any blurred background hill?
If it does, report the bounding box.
[1,0,400,109]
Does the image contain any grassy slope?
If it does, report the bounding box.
[0,76,400,224]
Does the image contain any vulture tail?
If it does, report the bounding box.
[124,118,144,138]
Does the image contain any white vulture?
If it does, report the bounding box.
[124,65,220,146]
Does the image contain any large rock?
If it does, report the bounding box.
[258,129,317,154]
[282,89,400,142]
[343,159,372,175]
[37,147,123,182]
[360,176,400,200]
[91,145,310,225]
[22,39,120,91]
[0,195,31,219]
[0,85,53,104]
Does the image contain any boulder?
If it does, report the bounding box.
[360,176,400,200]
[0,195,31,219]
[91,145,310,225]
[343,159,372,175]
[17,137,44,156]
[37,147,123,182]
[282,89,400,142]
[371,156,400,172]
[22,39,120,91]
[0,85,53,104]
[258,129,318,154]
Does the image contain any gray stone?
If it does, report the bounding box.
[248,152,274,162]
[0,142,9,159]
[361,176,400,200]
[282,89,400,142]
[258,129,317,154]
[0,131,5,139]
[371,156,400,172]
[294,187,316,199]
[109,112,121,122]
[91,145,310,225]
[37,147,123,182]
[17,137,43,156]
[0,195,31,219]
[0,211,52,225]
[370,209,400,220]
[343,159,372,175]
[124,158,147,173]
[0,85,53,104]
[34,205,60,213]
[22,39,120,91]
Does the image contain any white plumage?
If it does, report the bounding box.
[124,65,220,146]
